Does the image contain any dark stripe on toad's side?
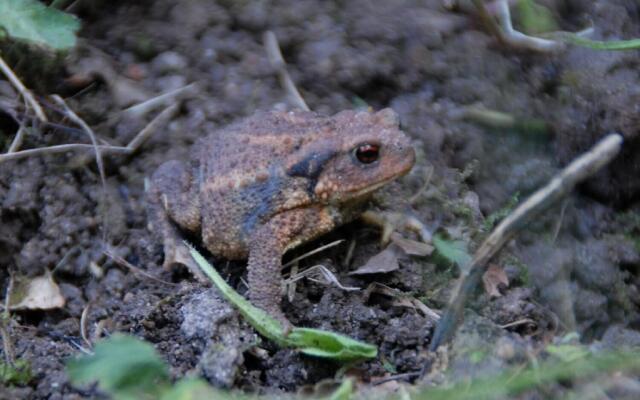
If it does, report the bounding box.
[241,165,283,237]
[286,149,337,195]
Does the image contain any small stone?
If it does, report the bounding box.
[151,51,188,74]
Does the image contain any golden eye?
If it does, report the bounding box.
[355,143,380,164]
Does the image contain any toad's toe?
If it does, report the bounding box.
[162,240,208,282]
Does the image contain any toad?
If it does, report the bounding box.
[146,108,415,327]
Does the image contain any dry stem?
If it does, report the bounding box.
[0,55,48,122]
[428,133,623,355]
[7,126,26,153]
[264,31,310,111]
[473,0,563,52]
[0,104,177,164]
[0,276,15,365]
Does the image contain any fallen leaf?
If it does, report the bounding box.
[482,263,509,298]
[390,232,434,256]
[10,273,65,310]
[349,245,400,275]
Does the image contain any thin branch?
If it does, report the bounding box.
[7,126,26,153]
[104,250,177,286]
[0,143,130,164]
[52,95,109,240]
[0,55,48,122]
[80,303,92,349]
[0,104,176,164]
[126,104,179,152]
[494,0,562,52]
[122,83,196,119]
[472,0,563,52]
[52,95,107,188]
[282,239,345,269]
[471,0,505,46]
[1,276,15,365]
[427,133,623,358]
[264,31,310,111]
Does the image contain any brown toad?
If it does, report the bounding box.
[147,108,415,327]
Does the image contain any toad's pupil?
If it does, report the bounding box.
[355,144,380,164]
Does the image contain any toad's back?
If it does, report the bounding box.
[194,111,340,259]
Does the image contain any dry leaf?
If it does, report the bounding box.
[390,232,434,256]
[10,273,65,310]
[349,245,400,275]
[482,263,509,298]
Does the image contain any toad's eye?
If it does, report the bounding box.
[354,143,380,164]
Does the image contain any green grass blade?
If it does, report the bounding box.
[560,33,640,51]
[187,243,377,362]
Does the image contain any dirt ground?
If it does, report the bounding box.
[1,0,640,398]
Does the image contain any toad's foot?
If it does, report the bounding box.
[361,210,432,244]
[255,300,294,336]
[161,235,208,282]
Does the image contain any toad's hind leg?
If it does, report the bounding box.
[146,160,205,280]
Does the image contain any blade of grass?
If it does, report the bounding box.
[413,350,640,400]
[187,243,377,361]
[558,33,640,50]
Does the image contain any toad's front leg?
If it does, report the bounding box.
[146,160,204,280]
[247,206,335,331]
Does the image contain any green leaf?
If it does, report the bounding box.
[0,0,80,50]
[483,193,520,231]
[432,234,472,269]
[160,378,240,400]
[412,350,640,400]
[327,378,353,400]
[186,243,289,346]
[546,344,590,363]
[559,34,640,51]
[0,360,32,386]
[187,243,378,362]
[289,328,377,361]
[67,334,169,400]
[515,0,558,35]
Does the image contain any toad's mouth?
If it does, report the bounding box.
[344,167,411,199]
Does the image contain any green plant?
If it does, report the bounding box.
[431,234,472,269]
[0,0,80,50]
[188,244,377,362]
[0,359,32,386]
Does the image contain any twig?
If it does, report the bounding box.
[472,0,563,52]
[427,134,623,360]
[409,165,434,204]
[122,83,196,119]
[264,31,310,111]
[282,239,345,268]
[80,303,92,349]
[52,95,109,241]
[1,276,15,365]
[372,372,421,385]
[494,0,563,52]
[104,250,177,286]
[126,104,179,152]
[550,199,568,245]
[0,104,176,164]
[500,318,536,329]
[285,264,360,291]
[0,143,130,164]
[471,0,505,46]
[51,95,106,186]
[0,55,48,122]
[7,126,26,153]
